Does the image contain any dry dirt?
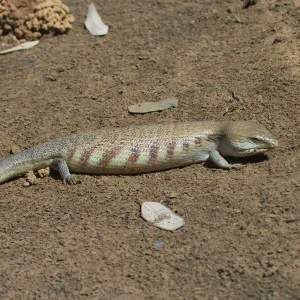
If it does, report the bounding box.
[0,0,300,299]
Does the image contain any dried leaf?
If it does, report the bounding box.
[141,202,184,231]
[0,41,39,55]
[85,3,109,36]
[128,97,178,114]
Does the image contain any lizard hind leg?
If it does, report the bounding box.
[51,159,75,184]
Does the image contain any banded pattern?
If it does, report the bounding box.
[65,123,216,174]
[0,121,278,184]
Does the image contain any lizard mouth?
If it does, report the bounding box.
[234,147,272,157]
[235,140,277,154]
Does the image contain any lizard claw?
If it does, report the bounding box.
[63,176,76,185]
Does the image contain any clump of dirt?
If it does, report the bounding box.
[0,0,74,40]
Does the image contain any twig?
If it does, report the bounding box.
[231,91,243,103]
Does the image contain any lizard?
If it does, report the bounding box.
[0,121,277,184]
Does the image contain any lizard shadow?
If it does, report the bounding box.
[204,153,270,169]
[0,154,270,185]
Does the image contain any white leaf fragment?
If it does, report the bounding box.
[0,41,39,55]
[128,97,178,114]
[141,202,184,231]
[85,3,109,36]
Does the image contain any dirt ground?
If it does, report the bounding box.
[0,0,299,299]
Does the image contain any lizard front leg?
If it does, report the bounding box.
[209,150,242,169]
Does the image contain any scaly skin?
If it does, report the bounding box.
[0,121,278,184]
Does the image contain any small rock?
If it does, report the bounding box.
[10,145,20,154]
[242,0,257,9]
[37,167,50,178]
[168,191,179,199]
[44,75,56,81]
[23,181,31,187]
[24,170,37,186]
[153,241,165,247]
[56,66,65,72]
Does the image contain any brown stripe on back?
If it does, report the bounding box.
[167,140,177,157]
[127,141,141,164]
[79,141,107,164]
[100,146,121,167]
[80,146,98,164]
[148,139,160,165]
[194,136,202,145]
[67,148,76,164]
[182,138,191,152]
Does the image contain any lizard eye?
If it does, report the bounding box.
[250,137,262,144]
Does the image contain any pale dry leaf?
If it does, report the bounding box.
[0,41,39,54]
[141,202,184,231]
[128,97,178,114]
[85,3,108,36]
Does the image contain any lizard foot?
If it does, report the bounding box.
[63,175,76,185]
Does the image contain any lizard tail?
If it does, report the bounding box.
[0,147,57,184]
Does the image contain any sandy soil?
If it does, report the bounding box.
[0,0,299,299]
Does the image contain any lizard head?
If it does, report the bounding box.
[219,121,278,157]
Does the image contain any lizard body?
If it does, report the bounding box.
[0,121,277,184]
